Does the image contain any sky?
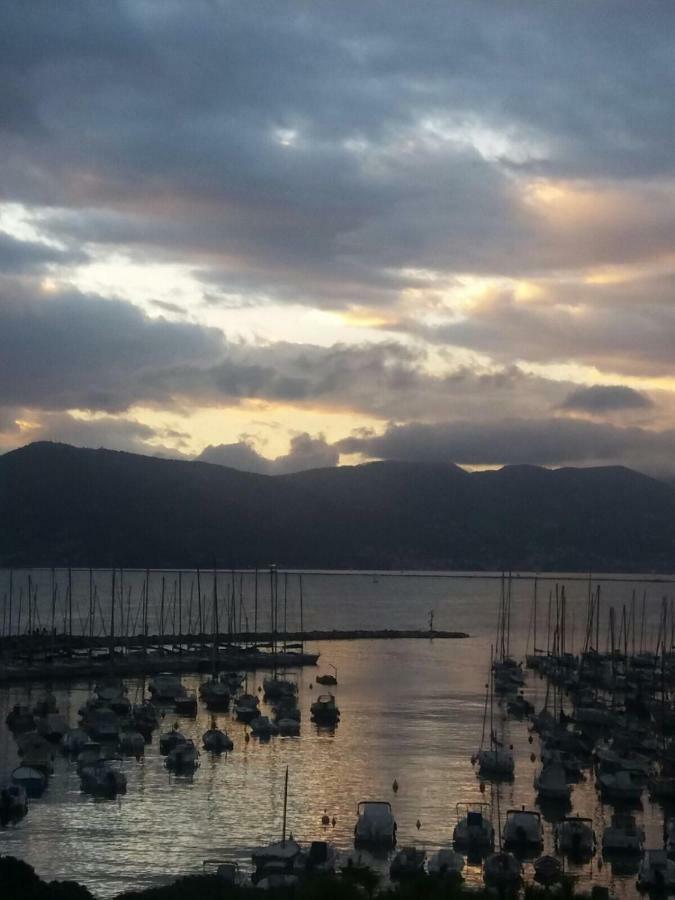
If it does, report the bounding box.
[3,1,675,477]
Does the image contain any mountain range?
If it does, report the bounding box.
[1,441,674,571]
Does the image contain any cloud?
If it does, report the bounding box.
[337,417,675,475]
[561,385,653,414]
[0,231,84,273]
[198,432,338,474]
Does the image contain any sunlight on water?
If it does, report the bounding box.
[0,571,673,897]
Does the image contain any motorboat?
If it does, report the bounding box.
[483,851,521,888]
[234,693,260,723]
[81,707,120,743]
[11,765,47,798]
[118,730,145,756]
[0,782,27,826]
[159,726,187,755]
[36,713,69,743]
[637,849,675,892]
[202,722,234,753]
[554,816,595,858]
[310,694,340,726]
[503,808,543,851]
[453,802,495,850]
[316,665,337,686]
[80,759,127,796]
[250,716,279,739]
[277,717,301,736]
[174,690,198,717]
[602,813,644,853]
[200,678,230,711]
[76,742,104,772]
[5,705,35,733]
[132,702,159,738]
[33,694,58,717]
[428,849,464,879]
[390,846,426,880]
[292,841,338,875]
[477,747,515,778]
[534,854,562,886]
[354,800,397,847]
[597,769,644,802]
[263,675,298,701]
[60,728,89,755]
[534,762,571,802]
[166,739,199,772]
[148,672,184,702]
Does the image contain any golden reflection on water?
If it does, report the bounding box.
[0,577,671,899]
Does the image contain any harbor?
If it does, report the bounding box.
[1,570,675,898]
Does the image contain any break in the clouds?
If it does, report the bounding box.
[3,2,675,474]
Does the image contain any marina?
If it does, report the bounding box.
[1,570,675,897]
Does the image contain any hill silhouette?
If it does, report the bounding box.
[1,442,675,571]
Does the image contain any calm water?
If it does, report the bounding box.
[1,571,675,898]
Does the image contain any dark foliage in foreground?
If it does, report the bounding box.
[2,441,675,571]
[0,857,609,900]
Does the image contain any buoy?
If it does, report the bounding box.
[309,684,313,689]
[258,686,262,692]
[244,731,250,743]
[509,744,513,751]
[530,752,536,763]
[392,779,399,793]
[479,782,486,793]
[331,816,337,827]
[321,809,330,826]
[528,735,533,744]
[416,819,421,830]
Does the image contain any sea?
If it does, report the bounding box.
[1,569,674,898]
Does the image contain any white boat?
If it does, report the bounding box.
[202,724,234,753]
[36,713,69,743]
[534,854,562,886]
[250,716,279,739]
[252,838,302,884]
[0,782,28,825]
[292,841,338,875]
[81,707,120,743]
[60,728,89,754]
[310,694,340,725]
[390,846,426,880]
[483,851,521,888]
[534,762,571,802]
[159,727,187,755]
[234,693,260,723]
[428,849,464,878]
[166,739,199,772]
[637,850,675,892]
[119,730,145,756]
[148,672,184,702]
[354,800,397,847]
[597,769,644,802]
[174,690,198,717]
[452,803,494,850]
[555,816,595,857]
[200,678,231,711]
[477,747,515,777]
[602,814,644,853]
[79,759,127,796]
[11,765,47,798]
[503,808,543,850]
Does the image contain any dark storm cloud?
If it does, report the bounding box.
[561,385,653,414]
[408,282,675,377]
[337,418,675,474]
[0,282,225,411]
[0,231,85,273]
[198,432,338,474]
[3,1,675,310]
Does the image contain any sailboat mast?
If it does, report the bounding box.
[281,765,289,845]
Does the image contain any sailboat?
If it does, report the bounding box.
[475,646,515,778]
[251,767,301,886]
